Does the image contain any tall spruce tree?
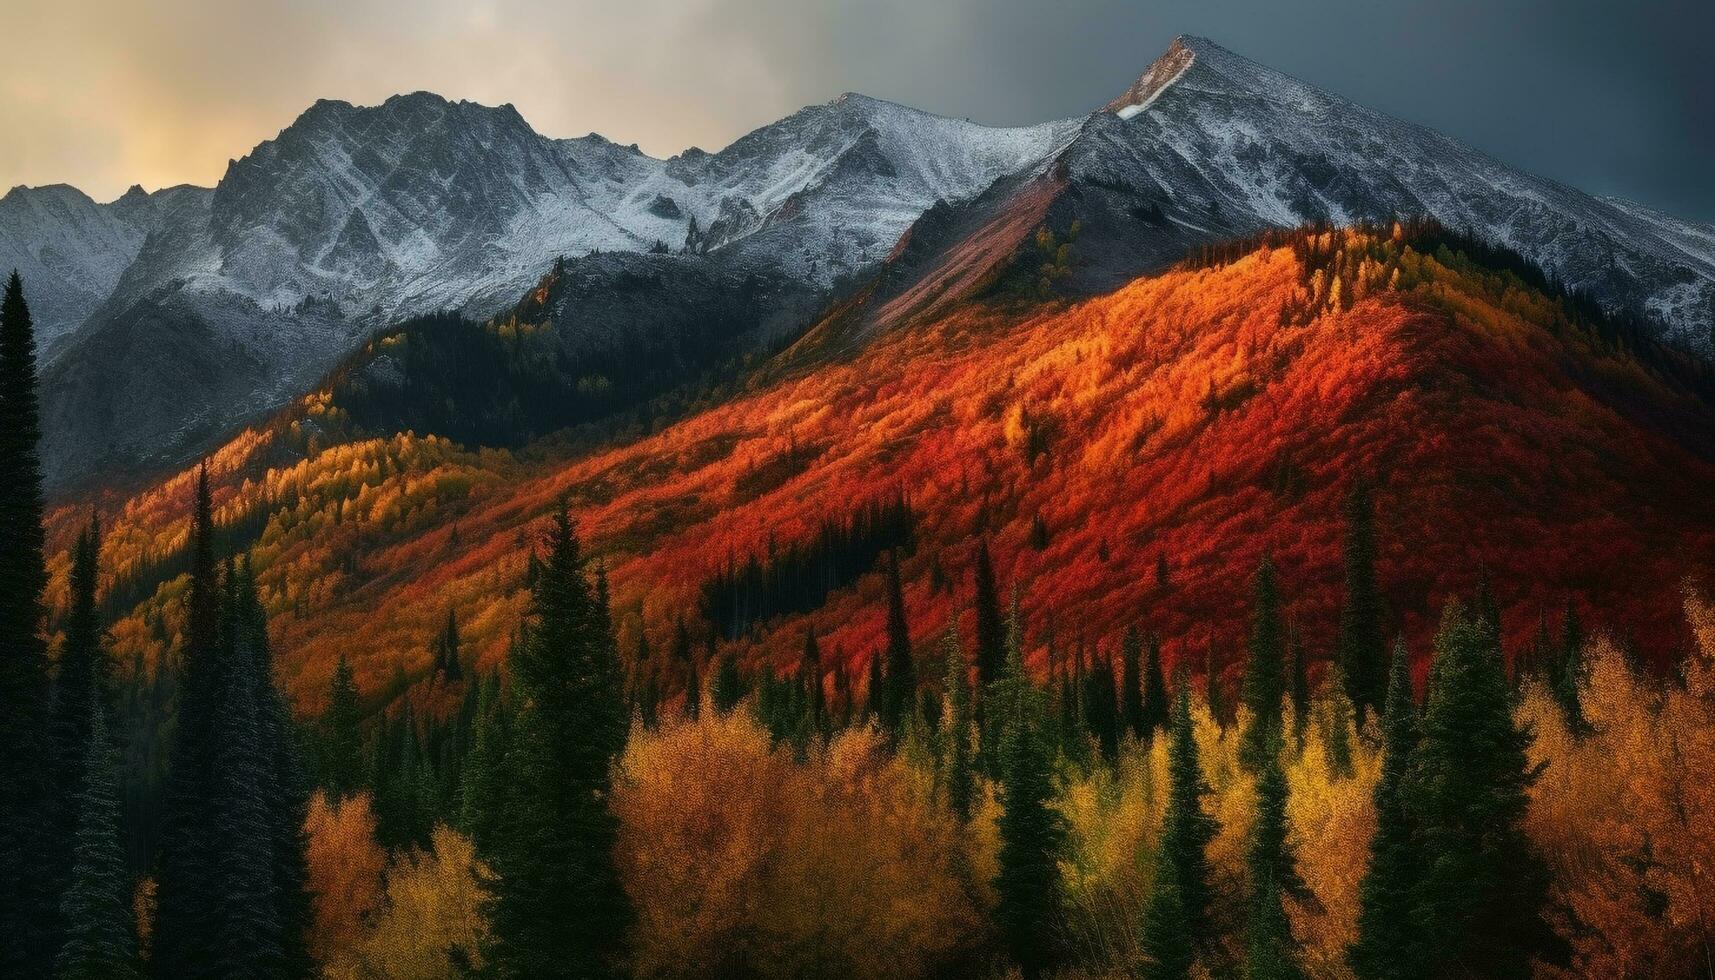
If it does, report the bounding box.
[1336,481,1388,724]
[1242,557,1288,768]
[460,674,510,854]
[484,502,631,978]
[989,609,1064,977]
[436,609,463,680]
[1349,639,1422,980]
[941,626,976,824]
[55,703,139,980]
[320,653,365,801]
[1204,644,1226,729]
[155,488,308,978]
[972,539,1005,689]
[1140,632,1170,739]
[236,560,313,978]
[1140,685,1219,979]
[1120,626,1145,740]
[801,629,826,736]
[712,652,743,714]
[1408,604,1554,978]
[205,562,287,977]
[48,516,109,952]
[0,269,56,977]
[152,464,229,979]
[880,550,916,745]
[1082,649,1120,763]
[1244,729,1307,980]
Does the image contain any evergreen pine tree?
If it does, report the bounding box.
[55,703,139,980]
[1120,625,1145,741]
[712,652,743,714]
[801,629,825,736]
[880,550,916,745]
[205,562,287,977]
[972,541,1005,770]
[48,516,109,950]
[1242,557,1288,768]
[0,269,57,977]
[1140,632,1170,739]
[484,503,631,978]
[1349,639,1423,980]
[941,626,975,824]
[972,539,1005,689]
[1407,604,1554,978]
[989,609,1064,977]
[1141,685,1220,979]
[236,559,313,978]
[460,674,510,853]
[436,609,463,680]
[1082,649,1120,763]
[375,705,429,850]
[1244,729,1306,980]
[152,464,230,979]
[1204,645,1226,729]
[1336,481,1388,724]
[320,653,365,801]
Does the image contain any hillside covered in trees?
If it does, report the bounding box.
[5,219,1715,977]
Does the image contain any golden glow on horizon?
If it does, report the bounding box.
[1,0,835,200]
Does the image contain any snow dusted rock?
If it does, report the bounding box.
[24,90,1069,487]
[1089,36,1715,343]
[9,37,1715,488]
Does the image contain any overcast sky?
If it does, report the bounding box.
[6,0,1712,221]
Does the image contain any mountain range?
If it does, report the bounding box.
[6,35,1715,492]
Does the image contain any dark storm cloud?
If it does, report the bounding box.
[5,0,1710,221]
[788,0,1715,222]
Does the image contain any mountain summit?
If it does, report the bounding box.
[5,35,1715,489]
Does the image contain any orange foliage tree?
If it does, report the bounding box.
[612,711,987,978]
[1525,591,1715,977]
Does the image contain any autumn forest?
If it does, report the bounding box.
[3,219,1715,980]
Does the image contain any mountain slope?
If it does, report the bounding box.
[844,36,1715,347]
[50,227,1715,716]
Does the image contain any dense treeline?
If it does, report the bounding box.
[699,492,915,641]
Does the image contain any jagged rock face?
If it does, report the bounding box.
[19,91,1069,489]
[1086,37,1715,340]
[7,36,1715,489]
[0,183,214,354]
